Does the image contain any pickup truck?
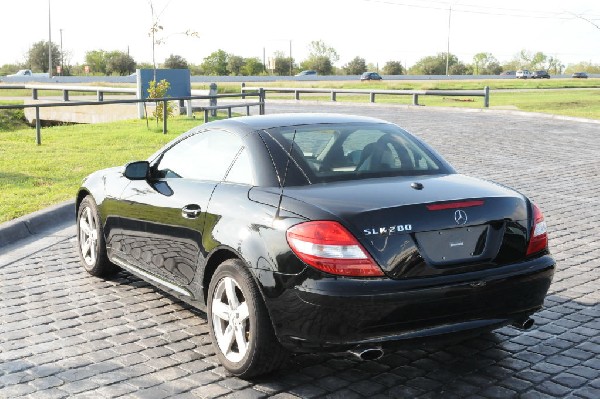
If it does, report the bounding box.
[6,69,49,78]
[8,69,34,76]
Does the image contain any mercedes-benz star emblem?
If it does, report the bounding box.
[454,209,468,225]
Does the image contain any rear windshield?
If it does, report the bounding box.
[264,122,449,185]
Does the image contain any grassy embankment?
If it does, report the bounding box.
[0,117,203,223]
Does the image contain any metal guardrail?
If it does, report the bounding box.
[241,86,490,107]
[0,91,265,145]
[0,84,137,102]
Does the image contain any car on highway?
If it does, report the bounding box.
[516,70,532,79]
[500,70,516,76]
[572,72,588,78]
[295,70,317,77]
[360,72,382,81]
[532,70,550,79]
[76,113,555,378]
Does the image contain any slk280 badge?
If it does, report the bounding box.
[364,224,412,236]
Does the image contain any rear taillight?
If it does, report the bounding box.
[526,203,548,256]
[286,221,384,277]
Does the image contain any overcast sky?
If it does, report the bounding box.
[2,0,599,70]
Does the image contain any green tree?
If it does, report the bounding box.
[163,54,188,69]
[0,63,24,76]
[382,61,403,75]
[201,49,229,75]
[300,56,333,75]
[136,62,154,70]
[408,53,466,75]
[307,40,339,63]
[106,51,136,75]
[26,41,61,72]
[343,57,367,75]
[530,52,548,70]
[84,50,108,74]
[300,40,339,74]
[147,79,174,124]
[227,55,244,76]
[472,53,501,75]
[241,57,264,76]
[546,56,564,74]
[514,50,547,70]
[564,61,600,74]
[271,51,294,76]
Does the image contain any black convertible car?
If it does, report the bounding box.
[76,114,554,377]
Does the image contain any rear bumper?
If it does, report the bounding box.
[265,255,555,351]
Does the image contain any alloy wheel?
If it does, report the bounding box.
[211,276,251,363]
[79,206,98,266]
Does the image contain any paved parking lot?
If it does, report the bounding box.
[1,103,599,398]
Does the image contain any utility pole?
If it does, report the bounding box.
[289,40,292,76]
[48,0,53,78]
[59,28,63,75]
[445,6,451,76]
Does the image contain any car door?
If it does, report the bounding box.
[107,129,244,293]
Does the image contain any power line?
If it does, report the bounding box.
[360,0,600,21]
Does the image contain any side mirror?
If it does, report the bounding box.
[124,161,150,180]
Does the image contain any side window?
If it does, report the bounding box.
[156,130,242,181]
[225,148,254,185]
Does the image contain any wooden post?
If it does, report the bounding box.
[162,100,167,134]
[35,107,41,145]
[484,86,490,108]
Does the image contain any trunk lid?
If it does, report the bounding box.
[278,174,531,278]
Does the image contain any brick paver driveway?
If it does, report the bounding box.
[1,103,599,398]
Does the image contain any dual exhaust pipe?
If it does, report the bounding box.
[511,317,535,330]
[347,317,534,361]
[347,345,384,361]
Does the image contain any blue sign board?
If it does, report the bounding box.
[137,69,191,99]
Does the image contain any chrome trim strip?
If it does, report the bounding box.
[112,258,192,297]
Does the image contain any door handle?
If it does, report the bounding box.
[181,204,201,219]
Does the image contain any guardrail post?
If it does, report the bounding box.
[370,93,375,103]
[32,88,38,100]
[63,90,69,101]
[259,88,265,115]
[204,109,209,123]
[35,106,41,145]
[209,83,218,117]
[295,90,300,100]
[163,100,168,134]
[241,82,246,99]
[97,91,104,102]
[484,86,490,108]
[331,91,336,102]
[412,94,419,106]
[227,107,232,118]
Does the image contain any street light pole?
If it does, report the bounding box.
[445,6,451,76]
[60,28,63,75]
[48,0,53,78]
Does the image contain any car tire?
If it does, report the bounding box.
[77,196,119,277]
[208,259,288,378]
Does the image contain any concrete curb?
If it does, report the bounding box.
[0,200,75,248]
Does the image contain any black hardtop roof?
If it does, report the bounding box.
[203,113,390,132]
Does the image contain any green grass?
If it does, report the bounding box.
[0,116,208,222]
[0,100,28,131]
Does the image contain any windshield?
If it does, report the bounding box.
[265,122,450,186]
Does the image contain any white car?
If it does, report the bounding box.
[516,70,531,79]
